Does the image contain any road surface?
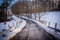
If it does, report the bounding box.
[10,20,56,40]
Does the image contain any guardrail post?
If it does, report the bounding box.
[55,23,57,32]
[48,22,50,27]
[35,13,36,20]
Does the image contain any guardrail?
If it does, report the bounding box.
[39,20,60,33]
[48,26,60,32]
[47,22,60,33]
[21,16,60,40]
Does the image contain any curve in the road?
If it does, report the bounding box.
[10,20,56,40]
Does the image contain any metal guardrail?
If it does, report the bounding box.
[48,26,60,32]
[21,17,58,40]
[39,20,60,33]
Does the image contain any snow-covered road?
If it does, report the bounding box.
[10,20,55,40]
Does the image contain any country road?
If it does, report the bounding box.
[10,20,56,40]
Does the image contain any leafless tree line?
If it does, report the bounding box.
[12,0,60,20]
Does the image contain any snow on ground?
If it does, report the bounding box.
[22,16,60,40]
[0,15,21,32]
[22,11,60,40]
[40,11,60,30]
[0,15,27,40]
[23,12,60,30]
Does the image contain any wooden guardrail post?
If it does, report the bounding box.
[35,13,36,20]
[48,22,50,27]
[55,23,57,32]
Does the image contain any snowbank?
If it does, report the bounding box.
[0,15,27,40]
[40,11,60,30]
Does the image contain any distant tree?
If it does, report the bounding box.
[58,1,60,10]
[0,0,13,22]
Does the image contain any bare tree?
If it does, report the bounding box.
[0,0,12,22]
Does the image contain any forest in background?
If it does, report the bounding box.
[11,0,60,15]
